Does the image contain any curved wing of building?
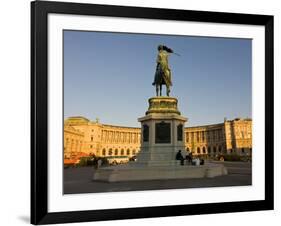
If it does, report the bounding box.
[64,116,252,162]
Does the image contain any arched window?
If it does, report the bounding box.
[120,149,124,155]
[202,147,206,154]
[114,149,118,156]
[213,146,217,153]
[197,147,201,154]
[108,148,113,155]
[132,150,136,155]
[218,146,222,152]
[127,149,130,155]
[102,149,106,156]
[207,146,211,154]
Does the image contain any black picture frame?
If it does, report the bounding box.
[31,0,274,224]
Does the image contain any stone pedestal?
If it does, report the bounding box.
[135,97,187,166]
[93,96,227,182]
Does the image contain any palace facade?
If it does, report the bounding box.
[185,118,252,157]
[64,117,141,163]
[64,116,252,162]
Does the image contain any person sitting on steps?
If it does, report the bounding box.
[176,150,184,166]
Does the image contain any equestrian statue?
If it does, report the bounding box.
[152,45,179,96]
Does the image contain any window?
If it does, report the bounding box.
[108,149,113,155]
[91,136,93,141]
[202,147,206,154]
[241,148,245,153]
[120,149,124,155]
[218,146,222,152]
[90,145,93,149]
[127,149,130,155]
[213,146,217,153]
[197,147,200,154]
[115,149,118,156]
[132,150,136,155]
[102,149,106,156]
[207,147,211,154]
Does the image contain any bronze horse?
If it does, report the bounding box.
[152,45,173,96]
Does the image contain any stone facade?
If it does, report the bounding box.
[64,116,141,162]
[185,118,252,157]
[64,117,252,161]
[64,125,84,159]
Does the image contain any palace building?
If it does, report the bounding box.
[64,117,141,163]
[185,118,252,157]
[64,116,252,163]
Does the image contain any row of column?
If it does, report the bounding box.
[65,138,83,154]
[186,129,224,143]
[101,130,141,144]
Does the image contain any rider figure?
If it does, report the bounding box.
[152,45,173,96]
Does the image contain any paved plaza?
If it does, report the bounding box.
[64,161,251,194]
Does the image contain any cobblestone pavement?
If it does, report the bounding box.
[64,161,252,194]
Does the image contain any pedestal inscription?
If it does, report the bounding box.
[155,122,171,143]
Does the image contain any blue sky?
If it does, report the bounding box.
[64,30,252,127]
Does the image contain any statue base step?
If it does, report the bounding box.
[92,163,227,182]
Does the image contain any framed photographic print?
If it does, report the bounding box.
[31,0,274,224]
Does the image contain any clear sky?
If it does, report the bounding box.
[64,30,252,127]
